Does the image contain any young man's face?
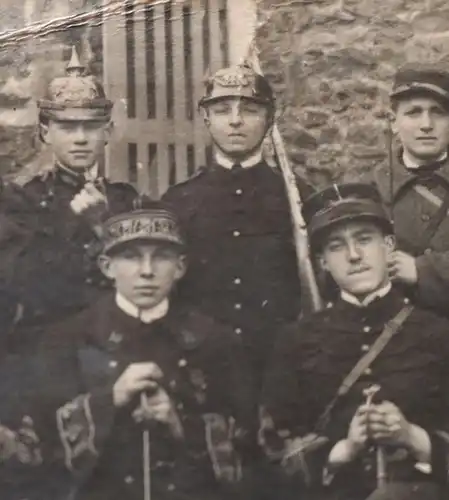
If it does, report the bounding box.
[204,97,270,160]
[393,95,449,162]
[99,241,186,310]
[319,221,394,300]
[42,118,112,172]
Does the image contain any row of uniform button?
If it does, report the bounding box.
[231,184,245,236]
[357,297,411,376]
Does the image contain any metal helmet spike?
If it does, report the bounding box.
[66,46,85,77]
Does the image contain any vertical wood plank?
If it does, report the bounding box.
[102,0,129,182]
[154,1,169,196]
[133,0,148,122]
[190,0,207,168]
[136,143,150,194]
[172,1,188,183]
[208,0,222,73]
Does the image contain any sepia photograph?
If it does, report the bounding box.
[0,1,448,499]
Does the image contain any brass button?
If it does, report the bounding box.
[233,230,241,237]
[235,328,242,335]
[361,344,370,352]
[178,359,187,368]
[363,326,371,333]
[235,189,243,195]
[421,214,430,222]
[167,483,176,491]
[109,360,118,368]
[234,278,242,285]
[124,475,134,484]
[234,303,242,310]
[364,368,372,375]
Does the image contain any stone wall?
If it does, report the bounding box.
[0,0,102,182]
[255,0,449,188]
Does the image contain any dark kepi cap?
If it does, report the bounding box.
[38,46,113,122]
[302,182,393,244]
[198,64,274,108]
[390,65,449,105]
[102,196,185,254]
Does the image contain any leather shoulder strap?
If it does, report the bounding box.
[315,304,414,433]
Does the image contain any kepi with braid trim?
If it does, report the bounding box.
[101,196,185,254]
[302,182,393,246]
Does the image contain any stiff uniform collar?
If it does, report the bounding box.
[402,150,448,170]
[340,282,392,308]
[55,161,99,183]
[115,293,169,324]
[214,148,263,169]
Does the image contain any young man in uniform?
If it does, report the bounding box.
[162,64,313,390]
[0,198,253,500]
[363,65,449,316]
[0,47,136,352]
[262,183,449,500]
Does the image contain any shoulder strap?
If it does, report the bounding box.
[315,304,414,433]
[416,187,449,252]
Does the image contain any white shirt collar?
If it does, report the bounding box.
[340,282,392,308]
[115,293,169,324]
[402,150,447,170]
[215,148,263,169]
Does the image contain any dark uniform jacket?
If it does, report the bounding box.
[0,167,136,352]
[363,151,449,316]
[262,288,449,500]
[3,295,254,500]
[162,160,313,385]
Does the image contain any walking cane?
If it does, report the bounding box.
[141,393,151,500]
[363,385,387,488]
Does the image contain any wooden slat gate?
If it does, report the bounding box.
[102,0,229,197]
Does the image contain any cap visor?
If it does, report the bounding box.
[390,82,449,103]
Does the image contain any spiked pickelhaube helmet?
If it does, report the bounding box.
[37,46,113,124]
[198,64,275,109]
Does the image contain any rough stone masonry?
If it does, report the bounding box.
[255,0,449,188]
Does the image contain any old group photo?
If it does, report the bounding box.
[0,1,448,499]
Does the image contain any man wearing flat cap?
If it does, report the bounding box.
[162,64,312,392]
[0,198,253,500]
[0,46,136,354]
[362,64,449,317]
[261,182,449,500]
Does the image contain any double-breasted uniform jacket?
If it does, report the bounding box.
[0,167,136,352]
[262,288,449,500]
[5,295,254,500]
[162,160,313,386]
[363,151,449,316]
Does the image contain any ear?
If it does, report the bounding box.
[174,254,187,281]
[389,112,398,136]
[384,234,396,254]
[40,122,50,144]
[318,253,329,272]
[97,254,115,280]
[200,107,210,128]
[104,120,114,145]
